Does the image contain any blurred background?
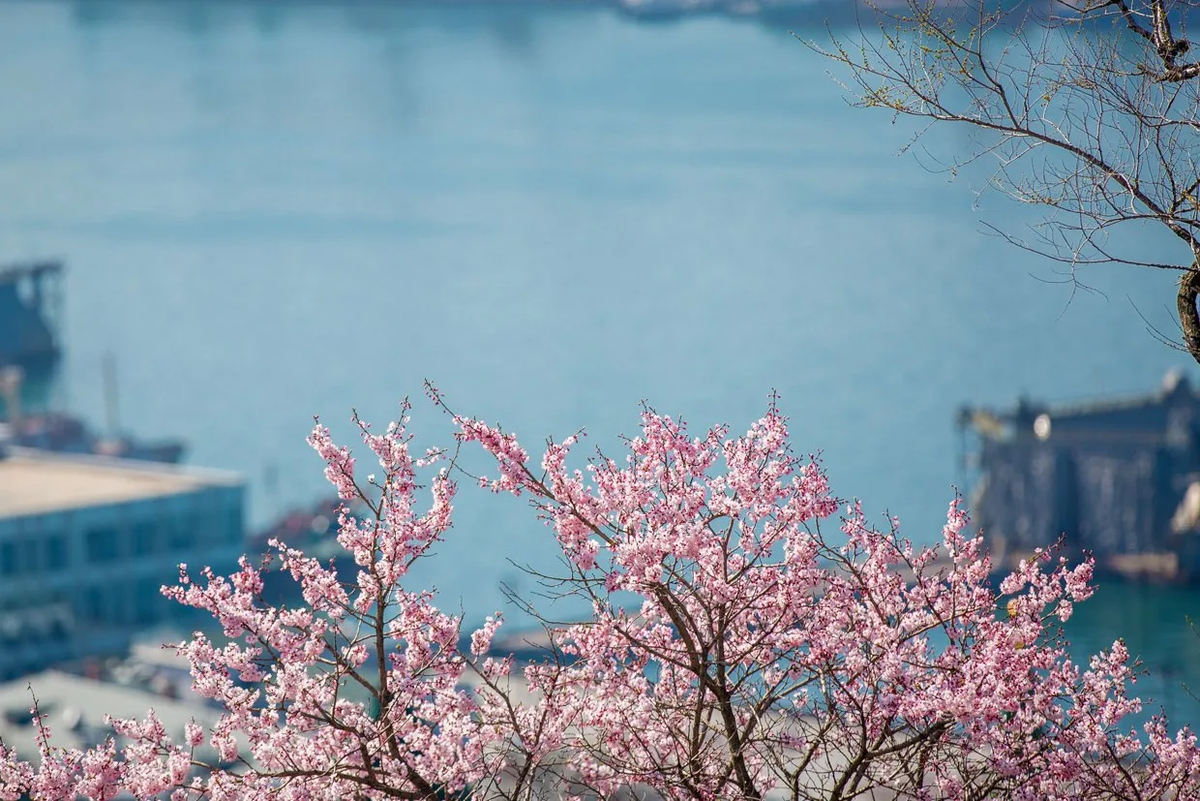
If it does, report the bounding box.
[0,0,1197,732]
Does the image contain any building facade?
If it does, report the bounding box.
[962,371,1200,581]
[0,447,244,680]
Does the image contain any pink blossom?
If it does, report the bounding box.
[1,397,1195,800]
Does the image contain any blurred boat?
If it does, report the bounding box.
[248,497,343,556]
[611,0,819,17]
[248,498,353,605]
[0,324,186,465]
[614,0,722,19]
[0,261,187,465]
[0,407,185,464]
[609,0,1038,21]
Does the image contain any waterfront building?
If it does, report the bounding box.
[0,261,61,382]
[0,446,244,681]
[960,371,1200,581]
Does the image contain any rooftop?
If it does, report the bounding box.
[0,447,240,519]
[0,669,221,764]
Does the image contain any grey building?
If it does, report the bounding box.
[960,371,1200,580]
[0,447,244,680]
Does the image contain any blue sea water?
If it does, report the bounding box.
[2,0,1200,722]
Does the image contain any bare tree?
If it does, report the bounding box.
[813,0,1200,362]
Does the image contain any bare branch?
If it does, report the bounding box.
[809,0,1200,363]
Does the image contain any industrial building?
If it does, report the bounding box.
[0,261,60,380]
[0,446,244,681]
[960,371,1200,581]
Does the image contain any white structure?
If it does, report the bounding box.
[0,447,244,681]
[0,670,224,769]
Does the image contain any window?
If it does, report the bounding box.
[48,616,68,640]
[132,521,157,557]
[227,507,244,545]
[0,604,18,648]
[44,534,68,571]
[47,594,70,639]
[85,526,119,563]
[17,537,39,574]
[134,578,162,625]
[0,542,14,577]
[167,516,195,552]
[22,614,41,644]
[107,585,129,625]
[77,587,104,624]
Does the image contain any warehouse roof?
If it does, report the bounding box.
[0,447,241,518]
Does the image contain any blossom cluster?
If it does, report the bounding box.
[1,396,1195,800]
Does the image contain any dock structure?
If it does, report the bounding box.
[959,371,1200,581]
[0,260,62,377]
[0,447,244,681]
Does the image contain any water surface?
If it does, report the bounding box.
[2,0,1197,722]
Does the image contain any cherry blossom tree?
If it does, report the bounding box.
[1,392,1197,800]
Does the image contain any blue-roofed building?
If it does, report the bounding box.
[0,447,244,681]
